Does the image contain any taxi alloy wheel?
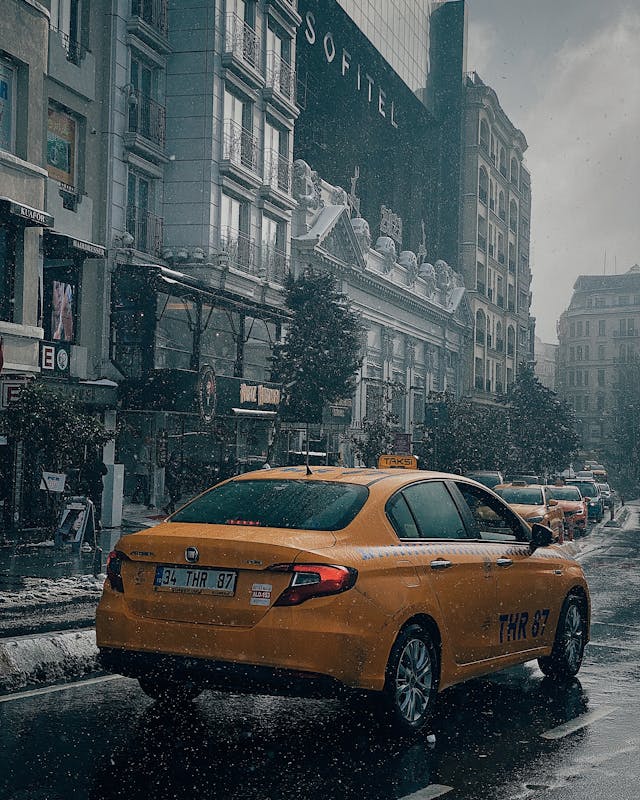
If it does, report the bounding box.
[538,596,586,679]
[384,624,438,734]
[138,676,202,703]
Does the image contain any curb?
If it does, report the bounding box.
[0,628,99,694]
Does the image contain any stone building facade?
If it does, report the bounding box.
[534,335,558,393]
[459,71,533,404]
[557,265,640,456]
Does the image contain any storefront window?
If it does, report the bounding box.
[43,262,78,342]
[201,305,239,374]
[0,225,16,321]
[243,316,276,381]
[155,292,195,370]
[0,59,16,153]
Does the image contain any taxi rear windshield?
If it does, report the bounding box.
[495,487,544,505]
[170,479,368,531]
[548,487,582,501]
[567,481,598,497]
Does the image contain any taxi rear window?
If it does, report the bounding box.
[548,487,582,501]
[495,487,544,505]
[169,479,368,531]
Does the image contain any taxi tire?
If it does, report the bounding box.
[537,595,586,680]
[379,624,438,736]
[137,676,202,703]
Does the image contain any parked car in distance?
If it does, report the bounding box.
[596,482,613,509]
[547,485,588,536]
[463,470,504,488]
[591,465,608,482]
[566,479,604,522]
[96,467,590,735]
[494,482,565,540]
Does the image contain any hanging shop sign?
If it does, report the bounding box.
[0,196,54,228]
[198,366,217,423]
[0,377,30,408]
[40,340,71,376]
[217,376,282,416]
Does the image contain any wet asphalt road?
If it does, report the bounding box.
[1,513,639,800]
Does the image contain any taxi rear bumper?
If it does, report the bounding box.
[99,646,346,698]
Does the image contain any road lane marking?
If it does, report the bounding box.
[591,621,640,629]
[587,641,640,651]
[399,787,453,800]
[540,706,618,740]
[0,674,126,704]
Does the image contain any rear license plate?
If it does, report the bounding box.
[153,566,237,596]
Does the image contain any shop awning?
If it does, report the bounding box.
[0,196,54,228]
[231,408,277,419]
[45,231,107,258]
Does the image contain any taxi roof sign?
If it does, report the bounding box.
[378,454,419,470]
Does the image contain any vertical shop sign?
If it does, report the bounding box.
[47,108,76,187]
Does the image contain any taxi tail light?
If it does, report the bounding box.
[269,564,358,606]
[106,550,127,593]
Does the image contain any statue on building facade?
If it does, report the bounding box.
[398,250,419,286]
[293,160,318,209]
[434,259,452,294]
[418,261,437,297]
[351,217,371,254]
[375,236,397,273]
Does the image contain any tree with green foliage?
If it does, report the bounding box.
[271,269,363,424]
[0,382,113,473]
[415,391,509,473]
[502,364,580,476]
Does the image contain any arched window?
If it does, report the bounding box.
[475,309,486,345]
[509,199,518,233]
[498,191,506,221]
[507,325,515,356]
[510,157,519,186]
[479,119,489,150]
[478,166,488,204]
[499,147,507,177]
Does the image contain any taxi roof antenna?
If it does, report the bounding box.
[305,421,313,475]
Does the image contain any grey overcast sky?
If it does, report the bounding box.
[465,0,640,342]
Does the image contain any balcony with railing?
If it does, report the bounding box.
[127,0,170,52]
[220,229,259,276]
[223,13,263,86]
[126,206,164,256]
[265,51,298,116]
[48,27,95,99]
[125,90,166,161]
[221,119,261,188]
[261,150,295,209]
[260,244,290,284]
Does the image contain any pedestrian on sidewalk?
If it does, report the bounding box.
[79,451,108,529]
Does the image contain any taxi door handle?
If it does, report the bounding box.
[430,559,453,570]
[496,558,513,568]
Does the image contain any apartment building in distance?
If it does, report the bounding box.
[534,335,558,392]
[557,265,640,454]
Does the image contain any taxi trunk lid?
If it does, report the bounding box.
[117,523,336,627]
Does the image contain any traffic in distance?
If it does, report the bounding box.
[97,465,591,735]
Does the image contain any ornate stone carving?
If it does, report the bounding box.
[375,236,397,273]
[331,185,348,206]
[434,259,451,294]
[380,205,403,245]
[418,262,437,297]
[311,169,323,208]
[293,160,318,209]
[351,217,371,254]
[398,250,418,286]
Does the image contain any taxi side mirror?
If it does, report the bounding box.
[530,523,554,551]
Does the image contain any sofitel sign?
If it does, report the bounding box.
[303,11,398,129]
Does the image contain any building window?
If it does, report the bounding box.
[568,370,575,387]
[266,22,294,101]
[126,170,162,255]
[509,199,518,233]
[598,320,605,336]
[0,224,17,321]
[576,371,582,387]
[479,118,489,151]
[478,166,488,205]
[498,191,506,221]
[576,346,583,361]
[595,296,605,308]
[597,395,605,411]
[220,192,253,272]
[577,321,583,336]
[598,344,605,360]
[570,321,575,338]
[569,346,575,362]
[261,213,287,283]
[597,369,605,387]
[585,320,590,336]
[223,87,257,172]
[128,56,165,149]
[264,120,291,193]
[50,0,85,64]
[0,58,16,153]
[584,370,589,386]
[510,157,519,186]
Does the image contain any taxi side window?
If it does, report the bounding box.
[386,493,420,539]
[400,481,468,540]
[454,483,524,542]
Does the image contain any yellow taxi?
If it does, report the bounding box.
[493,482,566,541]
[97,468,590,734]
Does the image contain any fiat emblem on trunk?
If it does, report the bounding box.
[185,546,199,563]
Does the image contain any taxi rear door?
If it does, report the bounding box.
[387,480,498,664]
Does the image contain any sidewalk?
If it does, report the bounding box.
[0,501,635,694]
